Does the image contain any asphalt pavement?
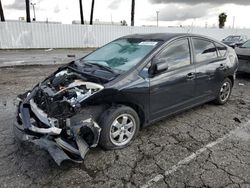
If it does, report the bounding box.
[0,49,92,67]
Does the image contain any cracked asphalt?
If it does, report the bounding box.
[0,49,92,67]
[0,65,250,188]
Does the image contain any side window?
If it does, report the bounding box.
[215,43,227,57]
[192,38,217,63]
[157,39,191,71]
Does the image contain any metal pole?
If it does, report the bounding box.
[156,11,159,27]
[232,16,235,29]
[0,0,5,22]
[31,3,36,21]
[111,14,113,25]
[79,0,84,24]
[90,0,95,25]
[26,0,31,22]
[131,0,135,26]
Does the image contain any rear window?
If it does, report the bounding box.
[192,38,217,63]
[241,40,250,48]
[215,43,227,57]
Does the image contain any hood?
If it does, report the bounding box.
[235,47,250,56]
[223,41,236,46]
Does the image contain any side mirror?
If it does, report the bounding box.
[150,58,169,75]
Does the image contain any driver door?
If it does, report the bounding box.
[149,38,196,120]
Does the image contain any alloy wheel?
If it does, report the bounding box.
[109,114,136,146]
[220,81,231,102]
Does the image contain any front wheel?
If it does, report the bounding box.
[98,105,140,150]
[214,78,232,105]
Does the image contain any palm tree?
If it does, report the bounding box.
[79,0,84,24]
[131,0,135,26]
[25,0,31,22]
[90,0,95,25]
[0,0,5,21]
[219,12,227,29]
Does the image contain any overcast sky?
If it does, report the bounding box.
[2,0,250,28]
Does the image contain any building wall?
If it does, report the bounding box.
[0,22,250,49]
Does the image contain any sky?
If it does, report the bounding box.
[2,0,250,28]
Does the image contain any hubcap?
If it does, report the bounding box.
[110,114,136,146]
[220,81,231,102]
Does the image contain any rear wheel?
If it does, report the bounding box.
[98,105,140,150]
[214,78,232,105]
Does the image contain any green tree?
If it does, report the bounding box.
[219,12,227,29]
[120,20,128,26]
[0,0,5,21]
[79,0,84,24]
[25,0,31,22]
[90,0,95,25]
[131,0,135,26]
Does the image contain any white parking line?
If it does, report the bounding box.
[141,120,250,188]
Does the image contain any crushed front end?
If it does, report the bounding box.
[14,68,104,165]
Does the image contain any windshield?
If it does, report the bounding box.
[81,38,160,73]
[223,36,240,42]
[241,40,250,48]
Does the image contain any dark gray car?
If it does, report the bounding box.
[14,33,239,165]
[222,35,248,48]
[235,39,250,73]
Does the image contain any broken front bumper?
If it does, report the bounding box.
[14,90,101,166]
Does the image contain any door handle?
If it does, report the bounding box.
[186,72,195,80]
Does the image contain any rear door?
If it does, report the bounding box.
[149,37,196,120]
[191,37,226,100]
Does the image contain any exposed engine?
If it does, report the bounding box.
[33,69,104,119]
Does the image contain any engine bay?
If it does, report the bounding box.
[33,69,104,119]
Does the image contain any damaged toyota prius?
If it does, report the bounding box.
[14,33,238,165]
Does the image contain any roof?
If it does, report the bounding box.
[120,33,192,41]
[119,32,223,45]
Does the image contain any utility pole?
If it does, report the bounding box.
[0,0,5,22]
[79,0,84,24]
[111,14,113,25]
[26,0,31,22]
[31,2,36,21]
[156,11,159,27]
[131,0,135,26]
[90,0,95,25]
[232,16,235,29]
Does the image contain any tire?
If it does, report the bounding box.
[98,105,140,150]
[214,78,232,105]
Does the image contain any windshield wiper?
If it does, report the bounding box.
[84,62,118,75]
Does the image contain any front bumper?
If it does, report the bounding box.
[14,122,79,165]
[14,90,101,166]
